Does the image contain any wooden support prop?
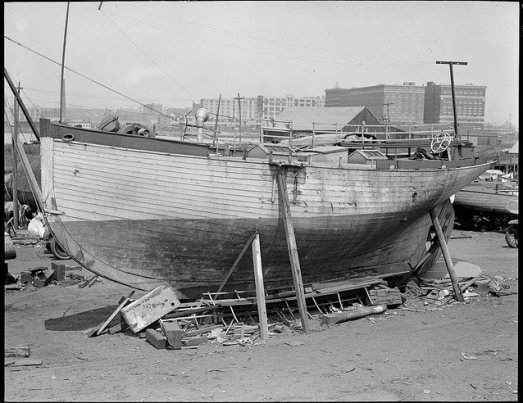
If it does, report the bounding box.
[429,208,464,302]
[96,290,135,336]
[217,231,257,293]
[276,168,310,333]
[252,231,269,340]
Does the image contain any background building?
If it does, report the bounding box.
[196,95,325,126]
[423,82,486,129]
[325,83,425,125]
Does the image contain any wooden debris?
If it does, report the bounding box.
[5,347,30,358]
[160,320,182,350]
[78,275,97,288]
[86,322,105,338]
[182,336,207,347]
[107,321,129,335]
[121,284,181,333]
[20,271,32,284]
[5,284,22,291]
[320,304,387,326]
[33,269,54,288]
[52,263,66,281]
[369,287,402,306]
[29,267,47,275]
[184,324,223,337]
[96,290,135,336]
[145,328,167,350]
[9,358,42,367]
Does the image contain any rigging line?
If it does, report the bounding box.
[100,10,391,67]
[3,95,37,146]
[101,12,196,100]
[115,3,433,65]
[4,35,175,120]
[13,86,196,103]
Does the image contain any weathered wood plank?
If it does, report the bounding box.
[121,285,180,333]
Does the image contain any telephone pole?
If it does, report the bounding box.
[436,60,467,138]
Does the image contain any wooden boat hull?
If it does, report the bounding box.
[39,120,493,299]
[454,182,519,215]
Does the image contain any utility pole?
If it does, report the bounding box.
[237,93,244,143]
[383,101,393,123]
[436,60,467,138]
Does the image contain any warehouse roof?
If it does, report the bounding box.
[276,106,374,131]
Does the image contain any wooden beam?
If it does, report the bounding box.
[429,208,464,302]
[96,290,135,336]
[276,168,310,333]
[252,231,269,340]
[217,230,257,293]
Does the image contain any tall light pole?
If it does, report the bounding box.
[436,60,467,138]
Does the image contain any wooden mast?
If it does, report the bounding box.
[59,2,70,123]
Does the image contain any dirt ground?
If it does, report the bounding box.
[4,229,518,402]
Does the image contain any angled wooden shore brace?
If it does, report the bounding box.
[276,167,310,333]
[217,230,257,293]
[429,208,464,302]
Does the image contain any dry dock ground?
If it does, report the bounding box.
[4,229,518,401]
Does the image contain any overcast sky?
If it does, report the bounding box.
[4,1,519,126]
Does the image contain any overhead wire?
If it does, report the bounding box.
[100,11,196,100]
[113,3,433,66]
[4,35,174,119]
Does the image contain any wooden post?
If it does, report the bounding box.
[11,84,21,229]
[276,168,310,332]
[429,208,464,302]
[252,231,269,340]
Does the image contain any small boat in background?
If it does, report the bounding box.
[453,176,518,231]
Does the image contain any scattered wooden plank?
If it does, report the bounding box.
[320,304,387,326]
[107,322,129,335]
[145,329,167,350]
[183,324,223,337]
[78,275,97,288]
[121,284,181,333]
[96,290,135,336]
[86,322,105,338]
[5,284,22,291]
[160,320,182,350]
[5,347,30,358]
[10,358,42,367]
[182,336,207,347]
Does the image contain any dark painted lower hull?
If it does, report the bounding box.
[48,200,454,299]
